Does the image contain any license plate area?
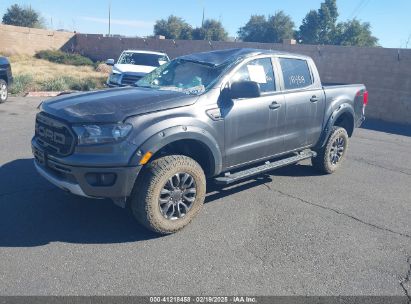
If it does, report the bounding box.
[33,146,46,166]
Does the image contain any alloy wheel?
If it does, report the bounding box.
[158,172,197,220]
[329,136,345,165]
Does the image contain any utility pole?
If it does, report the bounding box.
[406,33,411,49]
[201,7,205,28]
[108,0,111,36]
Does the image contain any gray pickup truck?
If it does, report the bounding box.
[0,56,13,103]
[32,48,367,234]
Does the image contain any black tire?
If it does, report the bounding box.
[0,79,8,103]
[312,127,349,174]
[130,155,206,235]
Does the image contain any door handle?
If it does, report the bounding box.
[310,96,319,103]
[269,102,281,110]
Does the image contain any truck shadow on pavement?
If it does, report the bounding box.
[0,158,161,247]
[0,158,320,247]
[361,119,411,137]
[205,163,321,203]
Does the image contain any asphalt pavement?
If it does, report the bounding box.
[0,97,410,296]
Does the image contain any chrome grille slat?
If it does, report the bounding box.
[121,74,142,85]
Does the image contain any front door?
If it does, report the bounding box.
[222,57,285,168]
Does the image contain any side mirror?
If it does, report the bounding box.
[229,81,261,99]
[106,59,115,66]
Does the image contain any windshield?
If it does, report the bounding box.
[135,59,228,95]
[117,52,168,67]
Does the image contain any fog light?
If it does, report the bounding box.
[86,173,117,187]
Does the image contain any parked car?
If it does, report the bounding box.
[0,56,13,103]
[106,50,169,87]
[32,48,367,234]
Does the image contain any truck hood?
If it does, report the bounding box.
[41,87,196,123]
[113,64,156,75]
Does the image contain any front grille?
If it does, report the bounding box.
[35,113,75,156]
[121,74,142,85]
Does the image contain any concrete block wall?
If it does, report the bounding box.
[69,34,411,125]
[0,23,409,126]
[0,24,75,56]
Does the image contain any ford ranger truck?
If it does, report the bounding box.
[32,48,367,234]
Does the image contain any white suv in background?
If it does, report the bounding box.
[106,50,169,87]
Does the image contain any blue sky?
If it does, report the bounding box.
[0,0,410,48]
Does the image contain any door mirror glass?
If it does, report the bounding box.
[230,81,261,99]
[106,59,115,66]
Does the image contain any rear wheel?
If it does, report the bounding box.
[312,127,349,174]
[0,79,8,103]
[130,155,206,234]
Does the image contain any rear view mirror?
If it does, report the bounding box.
[106,59,115,66]
[230,81,261,99]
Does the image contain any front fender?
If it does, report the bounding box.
[316,103,355,149]
[129,125,223,176]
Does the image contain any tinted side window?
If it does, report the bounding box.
[279,58,312,90]
[231,58,276,93]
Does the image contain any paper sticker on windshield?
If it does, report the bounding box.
[247,65,267,84]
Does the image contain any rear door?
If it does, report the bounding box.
[276,57,325,151]
[222,57,286,168]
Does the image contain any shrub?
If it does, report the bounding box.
[35,50,94,66]
[69,78,100,91]
[40,77,72,91]
[95,62,112,74]
[39,76,103,92]
[10,74,34,95]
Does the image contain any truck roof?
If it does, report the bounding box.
[122,50,167,56]
[178,48,310,67]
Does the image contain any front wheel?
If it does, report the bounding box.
[130,155,206,235]
[0,79,8,103]
[312,127,349,174]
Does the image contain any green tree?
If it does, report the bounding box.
[238,11,294,43]
[2,4,45,28]
[265,11,295,43]
[298,0,338,44]
[318,0,339,44]
[238,15,268,42]
[153,15,192,39]
[298,10,320,44]
[334,19,378,47]
[192,19,228,41]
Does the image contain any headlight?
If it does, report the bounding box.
[73,123,132,145]
[108,73,122,85]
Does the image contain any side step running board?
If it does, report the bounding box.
[214,150,317,185]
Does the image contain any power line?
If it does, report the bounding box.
[349,0,366,19]
[349,0,372,19]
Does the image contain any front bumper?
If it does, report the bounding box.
[32,144,142,200]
